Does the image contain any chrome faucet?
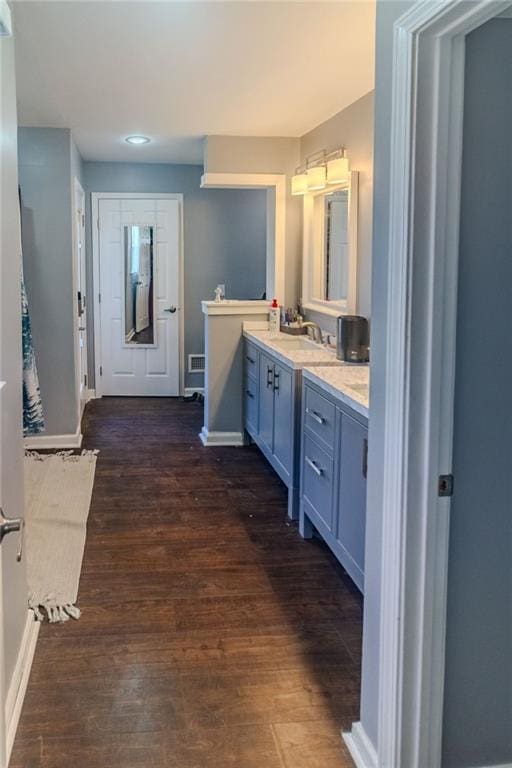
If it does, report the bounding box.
[302,321,323,344]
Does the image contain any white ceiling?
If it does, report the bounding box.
[12,1,375,165]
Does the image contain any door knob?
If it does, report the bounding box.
[164,306,177,313]
[0,508,25,561]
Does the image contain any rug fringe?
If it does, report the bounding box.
[29,593,82,623]
[25,448,99,462]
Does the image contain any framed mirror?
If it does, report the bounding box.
[124,225,155,345]
[302,171,358,316]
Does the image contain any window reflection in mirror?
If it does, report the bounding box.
[324,190,349,302]
[124,225,154,345]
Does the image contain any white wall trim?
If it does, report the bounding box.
[91,192,185,397]
[24,426,83,450]
[5,612,40,763]
[473,765,512,768]
[86,388,96,402]
[199,427,244,447]
[184,387,204,396]
[201,300,270,317]
[343,722,378,768]
[377,2,512,768]
[200,172,286,304]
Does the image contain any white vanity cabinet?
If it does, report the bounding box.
[300,377,368,593]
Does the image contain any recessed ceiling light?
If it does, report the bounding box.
[125,135,150,145]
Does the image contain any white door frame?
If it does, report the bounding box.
[200,173,286,304]
[376,2,512,767]
[91,193,185,398]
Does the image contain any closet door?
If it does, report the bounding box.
[98,197,181,396]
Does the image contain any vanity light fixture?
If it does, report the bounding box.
[307,165,327,191]
[291,147,350,195]
[327,150,350,184]
[291,172,308,196]
[125,135,151,145]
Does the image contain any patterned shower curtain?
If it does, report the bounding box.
[22,277,45,436]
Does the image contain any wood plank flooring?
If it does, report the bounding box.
[10,397,361,768]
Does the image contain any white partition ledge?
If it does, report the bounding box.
[202,300,270,316]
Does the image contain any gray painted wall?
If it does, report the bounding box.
[1,31,29,695]
[82,162,267,389]
[361,0,414,751]
[18,127,78,437]
[442,18,512,768]
[300,91,374,330]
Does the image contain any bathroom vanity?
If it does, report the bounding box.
[300,366,369,593]
[243,328,341,519]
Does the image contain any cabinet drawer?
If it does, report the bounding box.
[244,342,258,379]
[304,385,336,452]
[244,375,258,433]
[302,434,334,531]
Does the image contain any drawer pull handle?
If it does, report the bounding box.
[246,356,255,364]
[273,371,280,392]
[305,456,323,477]
[306,408,325,425]
[246,390,254,399]
[267,365,273,388]
[363,438,368,479]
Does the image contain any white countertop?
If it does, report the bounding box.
[244,329,342,370]
[303,365,370,419]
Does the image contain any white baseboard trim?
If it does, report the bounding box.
[184,387,204,396]
[475,764,512,768]
[343,722,378,768]
[199,426,244,447]
[6,612,40,762]
[86,388,96,402]
[24,426,83,450]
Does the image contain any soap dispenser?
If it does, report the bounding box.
[269,298,280,332]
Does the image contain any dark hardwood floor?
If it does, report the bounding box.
[11,397,361,768]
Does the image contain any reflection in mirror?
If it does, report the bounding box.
[324,190,348,302]
[124,225,154,345]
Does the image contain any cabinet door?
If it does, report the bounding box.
[244,375,258,436]
[258,351,274,455]
[272,362,293,482]
[336,412,368,591]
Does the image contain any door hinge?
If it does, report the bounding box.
[438,474,454,497]
[99,366,103,376]
[82,213,85,227]
[98,292,101,304]
[84,374,87,387]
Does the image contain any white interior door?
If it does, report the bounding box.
[74,180,88,413]
[98,197,181,396]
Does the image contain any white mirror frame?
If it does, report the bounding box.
[301,170,359,318]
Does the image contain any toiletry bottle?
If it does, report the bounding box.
[269,298,280,332]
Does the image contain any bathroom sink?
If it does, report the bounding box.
[272,337,323,351]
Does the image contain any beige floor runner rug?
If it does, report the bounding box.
[24,449,98,623]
